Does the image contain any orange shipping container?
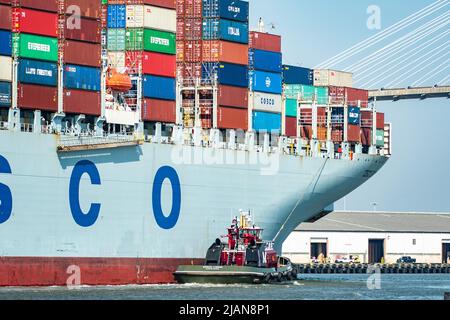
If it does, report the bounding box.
[203,40,249,65]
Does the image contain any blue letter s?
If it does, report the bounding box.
[152,166,181,230]
[0,155,12,224]
[69,160,101,227]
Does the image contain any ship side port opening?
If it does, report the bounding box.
[310,238,328,262]
[442,241,450,264]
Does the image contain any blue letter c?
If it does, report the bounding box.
[0,155,12,224]
[69,160,101,227]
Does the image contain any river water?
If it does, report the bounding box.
[0,274,449,300]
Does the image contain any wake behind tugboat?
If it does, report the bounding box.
[174,212,297,284]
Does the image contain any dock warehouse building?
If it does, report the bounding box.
[282,212,450,264]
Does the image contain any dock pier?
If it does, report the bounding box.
[292,263,450,274]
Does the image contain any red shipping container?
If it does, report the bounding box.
[66,0,101,19]
[218,85,248,109]
[18,83,58,112]
[144,0,176,9]
[331,129,343,143]
[142,98,176,123]
[0,0,10,5]
[64,89,100,116]
[202,40,249,65]
[125,51,142,74]
[143,52,176,78]
[0,5,11,30]
[19,0,58,12]
[65,15,100,43]
[299,107,326,125]
[177,0,202,17]
[347,124,361,142]
[217,106,248,130]
[13,8,57,37]
[249,31,281,53]
[182,18,202,40]
[176,19,184,40]
[361,127,372,146]
[64,40,101,67]
[285,116,297,137]
[328,86,345,104]
[178,62,201,79]
[181,41,202,62]
[346,87,368,107]
[361,110,373,128]
[377,112,385,130]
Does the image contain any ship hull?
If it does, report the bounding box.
[0,130,388,286]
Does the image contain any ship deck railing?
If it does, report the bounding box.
[57,133,143,152]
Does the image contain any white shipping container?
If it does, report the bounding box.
[107,52,126,69]
[0,56,12,82]
[250,92,282,113]
[313,69,353,87]
[143,5,176,33]
[126,5,144,28]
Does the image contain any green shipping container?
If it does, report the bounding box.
[143,28,175,55]
[376,129,384,147]
[126,28,144,51]
[284,84,328,105]
[18,33,58,62]
[107,29,126,51]
[285,99,297,117]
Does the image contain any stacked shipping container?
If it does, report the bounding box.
[0,3,12,108]
[248,31,282,134]
[64,0,102,116]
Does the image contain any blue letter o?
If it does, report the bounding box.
[152,166,181,230]
[69,160,101,227]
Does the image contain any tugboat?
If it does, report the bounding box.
[173,211,297,284]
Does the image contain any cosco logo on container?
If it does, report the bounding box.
[228,27,240,36]
[265,77,272,88]
[0,156,182,230]
[260,97,275,106]
[151,36,169,46]
[349,112,359,119]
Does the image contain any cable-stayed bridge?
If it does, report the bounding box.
[315,0,449,101]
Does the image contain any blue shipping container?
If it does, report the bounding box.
[0,30,12,56]
[143,75,176,100]
[64,64,101,91]
[282,65,313,85]
[208,62,247,87]
[0,81,11,107]
[107,4,126,29]
[249,70,282,94]
[202,19,248,44]
[249,49,282,73]
[252,111,281,133]
[18,59,57,87]
[202,0,249,22]
[348,106,361,125]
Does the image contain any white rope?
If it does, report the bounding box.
[411,59,450,86]
[356,31,449,87]
[314,0,449,68]
[359,39,450,88]
[438,74,450,85]
[345,12,449,72]
[384,49,449,87]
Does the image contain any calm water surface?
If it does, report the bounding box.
[0,274,448,300]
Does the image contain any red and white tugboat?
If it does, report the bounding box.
[174,211,296,284]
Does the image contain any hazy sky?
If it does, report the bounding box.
[251,0,450,212]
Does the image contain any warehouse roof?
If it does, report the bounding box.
[296,211,450,233]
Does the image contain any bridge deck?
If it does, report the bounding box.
[369,86,450,101]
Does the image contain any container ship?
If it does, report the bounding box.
[0,0,390,286]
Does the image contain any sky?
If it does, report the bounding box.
[250,0,450,213]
